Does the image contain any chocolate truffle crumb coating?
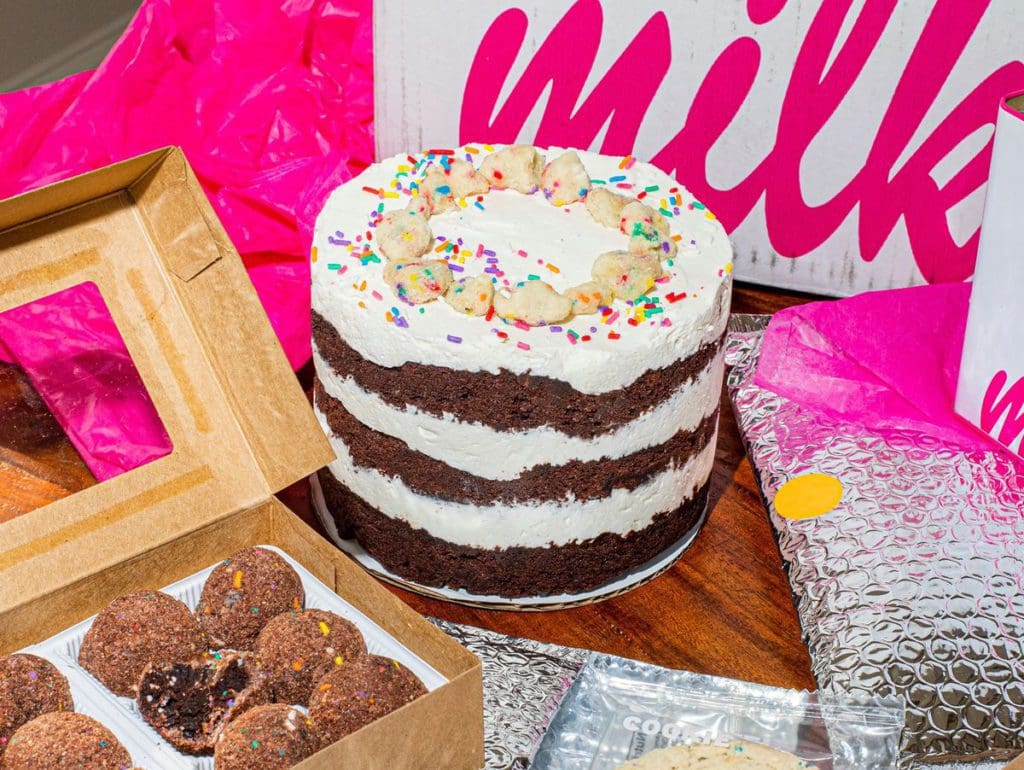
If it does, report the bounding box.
[136,651,269,755]
[0,654,74,759]
[309,654,427,747]
[255,609,366,705]
[213,704,317,770]
[78,590,207,697]
[1,712,133,769]
[196,547,305,651]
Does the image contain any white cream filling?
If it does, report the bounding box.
[317,406,717,550]
[313,346,724,481]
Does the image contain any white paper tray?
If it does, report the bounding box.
[18,545,447,770]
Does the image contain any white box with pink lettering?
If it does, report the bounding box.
[956,93,1024,457]
[374,1,1024,296]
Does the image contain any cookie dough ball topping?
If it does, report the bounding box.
[584,187,631,228]
[592,250,663,302]
[480,145,545,193]
[621,200,677,260]
[565,281,612,316]
[78,590,207,697]
[375,207,432,262]
[444,275,494,316]
[359,145,698,336]
[541,150,591,206]
[494,281,574,327]
[384,259,453,305]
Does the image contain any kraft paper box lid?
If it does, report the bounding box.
[0,147,335,615]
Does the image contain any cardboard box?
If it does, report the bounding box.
[0,148,484,769]
[956,93,1024,458]
[375,0,1024,296]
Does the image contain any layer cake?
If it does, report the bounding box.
[311,145,732,598]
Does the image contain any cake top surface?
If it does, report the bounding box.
[312,145,732,394]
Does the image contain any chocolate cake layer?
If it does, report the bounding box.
[318,469,710,597]
[315,378,718,505]
[312,310,722,439]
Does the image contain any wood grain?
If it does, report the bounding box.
[0,285,821,690]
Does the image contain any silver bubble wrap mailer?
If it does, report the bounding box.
[431,619,590,769]
[724,320,1024,766]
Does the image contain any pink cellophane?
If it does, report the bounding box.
[0,0,372,480]
[755,282,1019,459]
[0,283,173,481]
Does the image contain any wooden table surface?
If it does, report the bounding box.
[0,283,821,691]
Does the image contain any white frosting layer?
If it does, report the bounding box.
[311,145,732,395]
[313,345,724,481]
[318,405,718,549]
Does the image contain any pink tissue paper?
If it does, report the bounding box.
[0,0,372,480]
[755,282,1021,463]
[0,283,173,482]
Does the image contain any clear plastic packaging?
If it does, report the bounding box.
[532,653,904,770]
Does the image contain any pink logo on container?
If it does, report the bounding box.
[460,0,1024,282]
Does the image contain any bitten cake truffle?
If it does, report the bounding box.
[213,704,317,770]
[136,651,269,755]
[255,609,366,704]
[0,654,74,759]
[195,547,305,650]
[308,654,426,746]
[0,712,133,769]
[78,590,207,697]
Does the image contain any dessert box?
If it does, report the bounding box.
[0,147,484,769]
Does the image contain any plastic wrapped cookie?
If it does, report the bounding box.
[480,145,545,194]
[541,150,591,206]
[375,207,433,262]
[565,281,612,316]
[493,281,573,326]
[444,275,494,316]
[592,250,662,301]
[585,187,633,228]
[384,259,453,305]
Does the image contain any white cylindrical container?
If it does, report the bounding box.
[956,92,1024,456]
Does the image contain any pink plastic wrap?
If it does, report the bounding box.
[0,0,372,480]
[0,283,172,482]
[0,0,373,371]
[755,283,1016,458]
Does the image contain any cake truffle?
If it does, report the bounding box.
[308,654,426,746]
[0,654,74,759]
[213,704,317,770]
[136,651,269,755]
[196,547,305,651]
[78,590,207,697]
[255,609,366,704]
[0,712,133,769]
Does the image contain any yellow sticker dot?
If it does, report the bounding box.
[774,473,843,520]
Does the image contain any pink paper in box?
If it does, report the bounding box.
[0,0,373,480]
[755,282,1021,460]
[0,283,172,482]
